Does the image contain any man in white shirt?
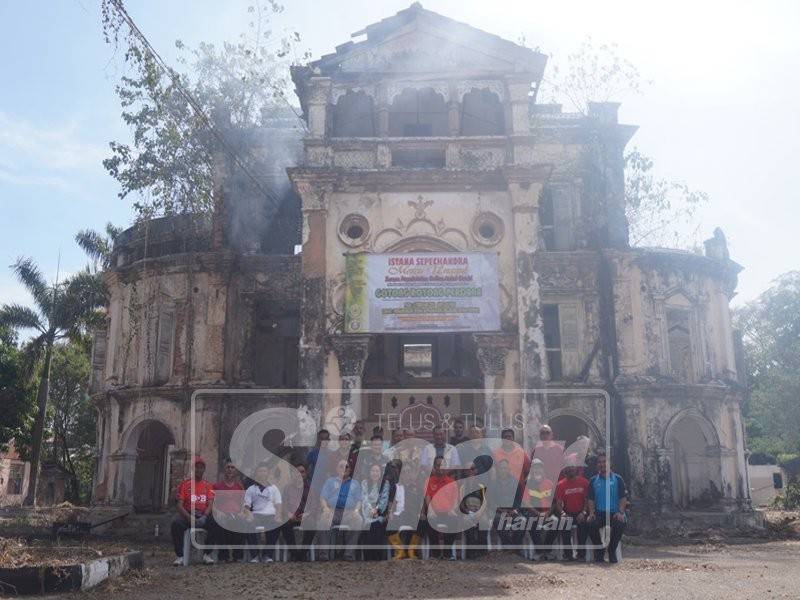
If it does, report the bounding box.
[420,426,461,468]
[244,463,282,562]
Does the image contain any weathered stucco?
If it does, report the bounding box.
[91,4,752,522]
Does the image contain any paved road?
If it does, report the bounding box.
[56,539,800,600]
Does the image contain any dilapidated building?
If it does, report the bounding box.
[90,3,755,526]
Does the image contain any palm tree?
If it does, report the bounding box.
[75,222,123,272]
[0,257,106,505]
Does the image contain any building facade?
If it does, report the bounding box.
[91,4,753,523]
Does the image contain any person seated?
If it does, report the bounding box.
[553,454,590,561]
[211,458,246,562]
[424,456,459,559]
[317,459,363,561]
[460,462,488,558]
[170,456,216,565]
[522,458,558,560]
[361,463,389,560]
[492,458,525,549]
[243,463,282,563]
[389,461,423,559]
[280,462,315,561]
[586,453,628,564]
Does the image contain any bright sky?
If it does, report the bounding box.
[1,0,798,310]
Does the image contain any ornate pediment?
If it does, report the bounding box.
[311,3,545,77]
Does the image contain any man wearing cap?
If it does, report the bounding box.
[522,458,556,560]
[171,456,216,565]
[553,454,590,560]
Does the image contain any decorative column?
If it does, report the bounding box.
[307,77,331,138]
[289,171,336,416]
[506,167,550,442]
[472,333,514,436]
[329,334,372,419]
[109,451,137,506]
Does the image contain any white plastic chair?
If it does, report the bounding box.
[181,528,207,566]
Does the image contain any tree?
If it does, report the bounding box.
[0,326,35,452]
[75,222,123,272]
[540,38,646,115]
[46,341,95,504]
[0,258,106,505]
[540,38,710,249]
[100,0,305,218]
[735,271,800,459]
[624,148,709,249]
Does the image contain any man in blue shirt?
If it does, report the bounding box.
[586,453,628,563]
[316,459,363,560]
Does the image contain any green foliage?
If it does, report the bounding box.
[75,222,123,272]
[735,271,800,458]
[771,481,800,510]
[0,327,35,451]
[46,342,95,504]
[0,257,106,505]
[624,148,710,249]
[101,0,307,218]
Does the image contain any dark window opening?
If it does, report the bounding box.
[391,148,446,168]
[331,91,376,137]
[460,89,505,135]
[542,304,562,381]
[666,309,692,380]
[388,88,448,137]
[540,191,555,250]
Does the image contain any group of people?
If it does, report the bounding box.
[170,420,628,566]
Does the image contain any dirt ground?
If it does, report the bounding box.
[32,537,800,600]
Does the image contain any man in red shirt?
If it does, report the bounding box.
[424,456,459,559]
[211,458,245,562]
[553,454,590,560]
[171,456,216,565]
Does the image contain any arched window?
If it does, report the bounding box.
[331,90,376,137]
[388,88,448,137]
[460,89,505,135]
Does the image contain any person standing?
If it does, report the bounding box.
[420,426,461,468]
[424,456,459,559]
[587,453,628,563]
[171,456,216,566]
[212,459,245,562]
[522,458,556,560]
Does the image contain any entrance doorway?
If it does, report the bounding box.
[131,420,175,513]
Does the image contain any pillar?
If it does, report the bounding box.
[472,333,514,436]
[506,167,550,444]
[329,334,372,420]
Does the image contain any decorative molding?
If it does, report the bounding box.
[328,335,373,377]
[456,80,506,102]
[472,333,515,376]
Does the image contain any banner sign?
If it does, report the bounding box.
[345,252,501,333]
